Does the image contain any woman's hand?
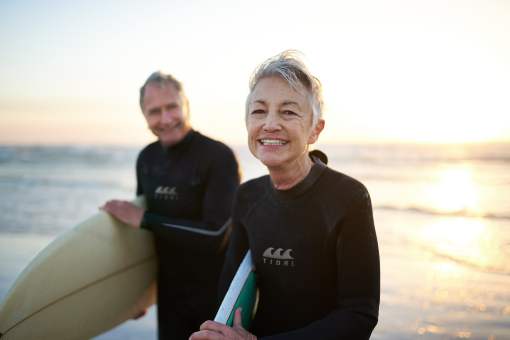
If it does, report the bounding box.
[189,308,257,340]
[101,200,144,228]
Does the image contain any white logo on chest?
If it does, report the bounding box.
[154,186,179,200]
[262,247,295,267]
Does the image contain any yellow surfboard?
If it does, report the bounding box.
[0,197,156,340]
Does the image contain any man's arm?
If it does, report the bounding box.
[101,153,147,226]
[189,216,254,340]
[217,218,250,300]
[139,148,240,252]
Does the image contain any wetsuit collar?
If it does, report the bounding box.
[163,129,196,155]
[269,153,327,201]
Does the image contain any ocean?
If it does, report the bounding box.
[1,143,509,339]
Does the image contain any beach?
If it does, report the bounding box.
[1,143,509,339]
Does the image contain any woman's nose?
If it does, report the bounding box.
[262,112,282,132]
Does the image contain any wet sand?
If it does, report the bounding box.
[2,210,509,339]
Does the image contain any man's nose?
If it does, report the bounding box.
[161,109,174,123]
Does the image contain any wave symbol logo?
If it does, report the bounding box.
[155,186,179,200]
[262,247,295,267]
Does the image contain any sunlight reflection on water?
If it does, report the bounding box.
[419,219,499,271]
[423,165,481,215]
[374,159,510,338]
[416,165,509,275]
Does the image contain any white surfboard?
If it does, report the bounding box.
[0,197,156,340]
[214,251,258,329]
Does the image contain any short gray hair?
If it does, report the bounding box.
[139,71,188,111]
[246,50,324,126]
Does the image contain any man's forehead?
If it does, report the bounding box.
[145,81,179,93]
[144,83,181,100]
[143,85,182,111]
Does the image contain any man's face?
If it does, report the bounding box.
[142,83,190,147]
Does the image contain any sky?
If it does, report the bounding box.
[1,0,509,146]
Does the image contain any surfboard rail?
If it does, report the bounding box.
[0,197,156,340]
[214,251,258,329]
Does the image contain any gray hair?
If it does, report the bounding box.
[246,50,324,126]
[139,71,188,111]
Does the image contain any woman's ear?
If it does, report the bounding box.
[308,119,325,145]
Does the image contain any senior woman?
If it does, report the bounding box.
[191,51,380,340]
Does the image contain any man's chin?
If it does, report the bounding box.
[159,136,180,147]
[158,130,189,147]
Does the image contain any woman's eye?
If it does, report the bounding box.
[282,110,297,116]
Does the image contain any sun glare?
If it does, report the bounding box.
[415,165,506,273]
[419,218,492,271]
[423,166,481,215]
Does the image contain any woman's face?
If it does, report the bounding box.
[246,76,324,170]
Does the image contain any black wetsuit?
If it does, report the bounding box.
[220,154,380,339]
[137,130,240,340]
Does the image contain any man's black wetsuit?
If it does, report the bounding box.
[220,153,380,339]
[137,130,240,340]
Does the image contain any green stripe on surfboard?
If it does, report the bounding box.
[226,270,257,328]
[214,251,258,329]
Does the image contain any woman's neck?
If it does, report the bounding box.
[269,155,313,190]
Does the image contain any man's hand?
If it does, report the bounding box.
[189,308,256,340]
[101,200,144,228]
[133,308,148,320]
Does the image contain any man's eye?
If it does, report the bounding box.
[250,109,265,115]
[165,104,178,111]
[149,109,161,115]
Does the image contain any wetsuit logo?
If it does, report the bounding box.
[154,186,179,200]
[262,247,295,267]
